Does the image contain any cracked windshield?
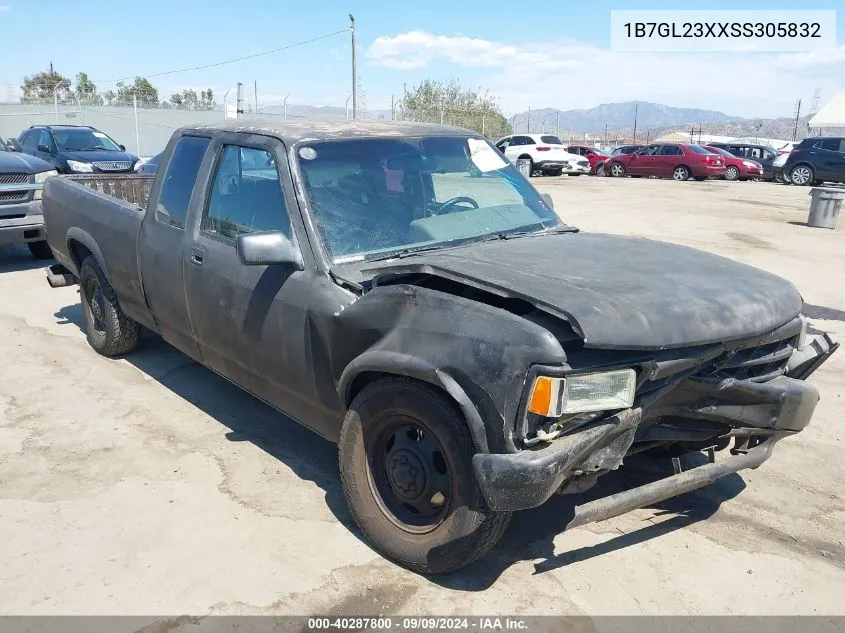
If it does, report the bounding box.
[297,136,560,262]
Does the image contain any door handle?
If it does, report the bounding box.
[190,248,205,266]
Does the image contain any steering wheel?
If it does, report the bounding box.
[434,196,480,215]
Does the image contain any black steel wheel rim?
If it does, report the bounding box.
[366,416,453,533]
[83,275,107,335]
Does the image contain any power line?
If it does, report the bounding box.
[93,28,349,83]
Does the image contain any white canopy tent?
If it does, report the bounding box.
[809,92,845,128]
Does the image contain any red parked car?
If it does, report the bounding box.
[702,145,763,181]
[606,143,727,181]
[566,145,610,176]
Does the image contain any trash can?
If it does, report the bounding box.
[516,158,532,178]
[808,187,845,229]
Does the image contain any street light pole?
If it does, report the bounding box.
[283,93,291,119]
[349,14,357,119]
[345,95,351,119]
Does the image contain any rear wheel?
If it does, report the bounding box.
[609,162,626,177]
[725,166,740,181]
[790,164,814,186]
[79,256,140,357]
[27,240,53,260]
[338,378,511,575]
[673,165,691,181]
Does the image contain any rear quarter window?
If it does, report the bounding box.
[540,136,563,145]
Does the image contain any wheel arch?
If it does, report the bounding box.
[66,227,108,280]
[339,354,491,454]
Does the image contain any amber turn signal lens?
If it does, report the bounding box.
[528,376,555,416]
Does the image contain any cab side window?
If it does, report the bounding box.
[155,136,211,229]
[202,145,291,240]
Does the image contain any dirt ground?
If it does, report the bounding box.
[0,176,843,617]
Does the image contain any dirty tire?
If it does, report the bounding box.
[339,378,511,575]
[79,255,140,357]
[27,240,53,260]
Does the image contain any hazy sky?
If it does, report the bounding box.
[1,0,843,118]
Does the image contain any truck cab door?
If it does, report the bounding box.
[138,134,213,361]
[182,134,336,435]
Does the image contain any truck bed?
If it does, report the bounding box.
[42,175,154,329]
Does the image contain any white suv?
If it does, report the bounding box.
[494,134,590,177]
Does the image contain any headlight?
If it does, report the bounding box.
[66,160,94,173]
[527,368,636,417]
[742,160,758,168]
[33,169,58,200]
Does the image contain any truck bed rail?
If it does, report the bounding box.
[68,174,154,208]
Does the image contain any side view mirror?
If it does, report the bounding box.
[119,144,126,151]
[5,138,21,152]
[541,193,554,210]
[37,144,52,154]
[237,231,303,269]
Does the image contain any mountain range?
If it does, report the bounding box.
[508,100,834,141]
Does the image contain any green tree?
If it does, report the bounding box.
[20,68,72,104]
[167,88,215,110]
[113,77,159,107]
[396,79,511,138]
[74,72,102,105]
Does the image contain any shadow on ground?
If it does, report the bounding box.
[0,244,54,274]
[54,302,746,588]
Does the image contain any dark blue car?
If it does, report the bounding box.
[17,125,139,175]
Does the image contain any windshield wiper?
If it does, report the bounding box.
[78,146,114,151]
[478,226,579,243]
[365,244,447,262]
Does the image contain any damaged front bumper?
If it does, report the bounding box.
[473,332,837,514]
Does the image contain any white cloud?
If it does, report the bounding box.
[367,31,845,117]
[0,5,9,11]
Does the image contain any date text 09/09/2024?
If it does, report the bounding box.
[307,617,528,630]
[622,22,821,39]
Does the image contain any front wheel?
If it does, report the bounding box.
[609,162,626,177]
[339,378,511,575]
[673,165,691,181]
[595,163,605,177]
[79,256,140,357]
[27,240,53,260]
[725,166,740,181]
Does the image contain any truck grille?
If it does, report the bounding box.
[0,173,28,185]
[93,161,132,172]
[702,335,797,382]
[0,191,29,203]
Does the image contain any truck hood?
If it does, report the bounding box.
[361,232,803,350]
[0,151,54,174]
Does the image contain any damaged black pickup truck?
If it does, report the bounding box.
[42,120,838,574]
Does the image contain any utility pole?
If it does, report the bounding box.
[236,82,244,117]
[283,93,290,119]
[349,14,357,118]
[632,103,638,143]
[556,111,560,136]
[345,95,351,119]
[792,99,802,141]
[391,94,395,121]
[254,80,258,114]
[527,107,531,133]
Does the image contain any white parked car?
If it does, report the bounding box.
[494,134,590,177]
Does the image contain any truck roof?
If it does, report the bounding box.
[180,118,482,144]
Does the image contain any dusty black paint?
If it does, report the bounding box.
[42,120,836,515]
